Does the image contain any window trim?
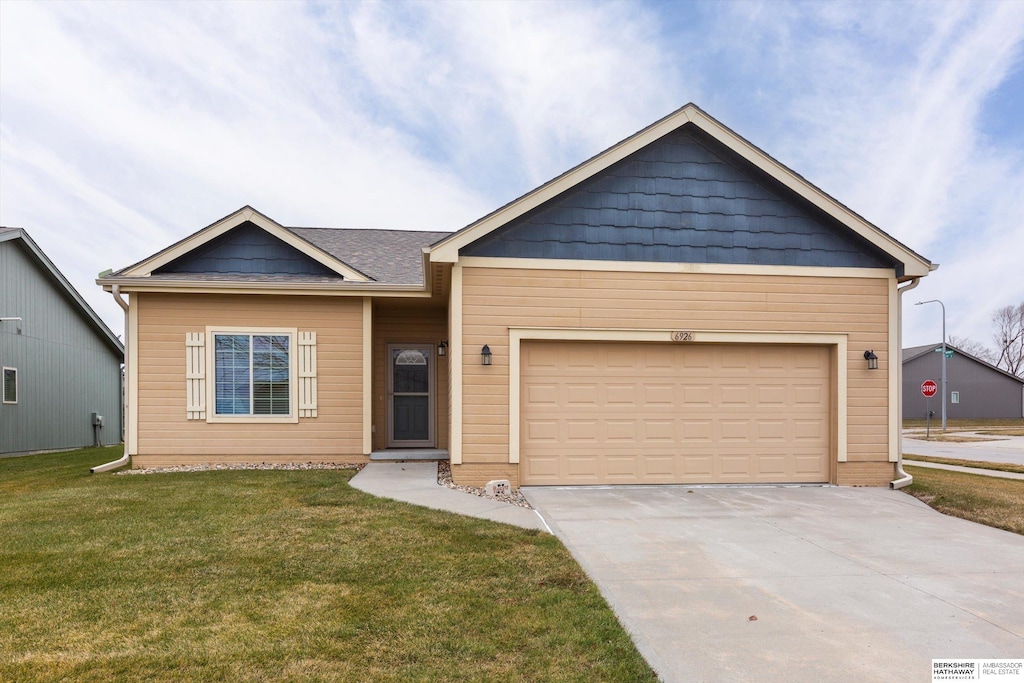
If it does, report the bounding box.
[205,327,298,424]
[2,367,16,404]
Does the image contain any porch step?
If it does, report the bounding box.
[369,448,450,462]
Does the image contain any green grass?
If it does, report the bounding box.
[903,454,1024,475]
[904,465,1024,535]
[0,448,656,682]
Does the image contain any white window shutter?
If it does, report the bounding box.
[185,332,206,419]
[298,331,317,418]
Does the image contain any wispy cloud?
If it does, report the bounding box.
[1,0,1021,347]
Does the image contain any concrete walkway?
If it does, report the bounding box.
[349,461,548,531]
[903,432,1024,466]
[524,485,1024,683]
[904,458,1024,480]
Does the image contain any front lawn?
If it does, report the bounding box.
[0,448,655,682]
[903,464,1024,535]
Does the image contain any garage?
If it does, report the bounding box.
[520,341,832,485]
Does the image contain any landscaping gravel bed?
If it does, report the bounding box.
[437,460,532,509]
[116,462,365,475]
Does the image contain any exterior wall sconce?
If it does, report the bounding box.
[481,344,492,366]
[863,350,878,370]
[438,341,448,357]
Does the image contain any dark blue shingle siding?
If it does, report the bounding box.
[156,223,341,277]
[462,129,895,270]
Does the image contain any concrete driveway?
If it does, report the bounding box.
[522,485,1024,683]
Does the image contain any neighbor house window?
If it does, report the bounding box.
[214,334,291,416]
[2,367,16,404]
[951,391,960,404]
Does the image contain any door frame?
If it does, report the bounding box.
[386,343,436,448]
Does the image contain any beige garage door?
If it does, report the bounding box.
[520,342,831,485]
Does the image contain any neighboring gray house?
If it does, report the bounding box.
[1,228,124,455]
[903,343,1024,420]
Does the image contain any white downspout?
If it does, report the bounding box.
[890,277,922,489]
[91,285,130,473]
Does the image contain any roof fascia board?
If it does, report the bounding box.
[684,108,932,278]
[122,207,371,281]
[429,104,932,278]
[97,278,431,298]
[4,229,124,356]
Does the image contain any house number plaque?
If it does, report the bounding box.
[671,331,695,342]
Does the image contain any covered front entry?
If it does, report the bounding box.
[519,341,832,485]
[387,344,435,447]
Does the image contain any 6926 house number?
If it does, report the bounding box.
[671,331,695,342]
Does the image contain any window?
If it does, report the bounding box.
[951,391,960,404]
[2,367,15,404]
[214,334,291,416]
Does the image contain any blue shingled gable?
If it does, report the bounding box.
[155,222,341,277]
[461,128,897,270]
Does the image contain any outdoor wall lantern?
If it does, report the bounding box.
[438,341,448,357]
[481,344,492,366]
[863,350,878,370]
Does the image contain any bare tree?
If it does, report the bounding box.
[948,335,995,363]
[992,302,1024,377]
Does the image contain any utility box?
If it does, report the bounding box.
[91,413,104,427]
[484,479,511,497]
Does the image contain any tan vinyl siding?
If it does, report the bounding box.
[134,293,363,466]
[456,267,891,485]
[371,304,449,451]
[837,461,897,486]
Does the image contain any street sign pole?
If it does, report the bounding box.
[921,380,938,440]
[916,300,948,431]
[926,396,930,440]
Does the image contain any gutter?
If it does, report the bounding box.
[91,285,131,474]
[891,276,922,489]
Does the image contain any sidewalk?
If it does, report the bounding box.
[903,458,1024,481]
[349,461,549,531]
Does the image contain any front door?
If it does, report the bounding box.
[387,344,435,447]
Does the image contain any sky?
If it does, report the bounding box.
[1,0,1022,349]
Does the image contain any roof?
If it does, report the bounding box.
[902,342,1024,384]
[1,227,125,357]
[429,103,935,280]
[291,228,451,285]
[103,206,450,289]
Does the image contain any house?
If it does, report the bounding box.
[98,104,934,487]
[903,343,1024,420]
[1,228,125,455]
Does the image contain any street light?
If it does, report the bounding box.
[915,299,946,431]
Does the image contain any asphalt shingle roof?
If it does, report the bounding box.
[290,227,452,285]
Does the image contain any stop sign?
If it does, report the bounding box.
[921,380,938,397]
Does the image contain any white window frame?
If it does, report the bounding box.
[2,367,16,404]
[951,391,960,404]
[205,327,298,424]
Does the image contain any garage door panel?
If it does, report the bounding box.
[681,420,713,442]
[566,420,599,442]
[566,384,598,405]
[645,384,676,405]
[643,420,676,442]
[521,342,831,485]
[606,383,638,405]
[681,385,713,406]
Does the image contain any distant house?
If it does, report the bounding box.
[1,228,125,455]
[902,343,1024,420]
[99,104,936,487]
